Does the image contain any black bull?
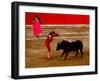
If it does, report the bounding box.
[56,40,83,60]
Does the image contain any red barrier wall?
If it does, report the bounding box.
[25,12,89,25]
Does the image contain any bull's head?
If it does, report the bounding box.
[56,42,61,51]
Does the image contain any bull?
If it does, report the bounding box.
[56,40,83,60]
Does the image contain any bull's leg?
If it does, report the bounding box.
[75,50,78,56]
[64,52,68,60]
[61,50,66,57]
[80,48,83,58]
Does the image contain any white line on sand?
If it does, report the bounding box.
[26,36,89,40]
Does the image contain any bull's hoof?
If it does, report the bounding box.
[64,58,66,60]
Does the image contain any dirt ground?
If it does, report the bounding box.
[25,25,89,68]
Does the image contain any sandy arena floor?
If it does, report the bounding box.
[25,25,89,68]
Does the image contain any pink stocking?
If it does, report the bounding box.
[48,52,51,59]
